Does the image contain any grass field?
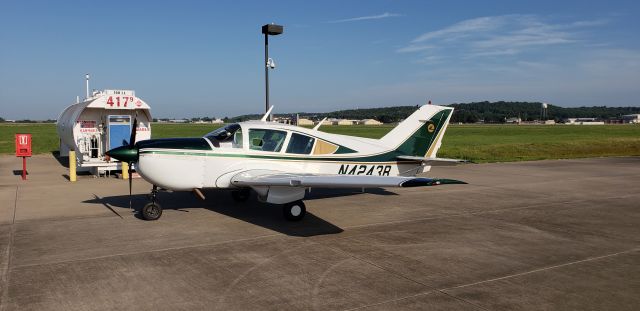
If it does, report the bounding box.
[1,123,639,162]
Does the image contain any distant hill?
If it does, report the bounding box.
[227,101,640,124]
[449,101,640,123]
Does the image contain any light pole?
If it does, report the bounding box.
[85,73,90,99]
[262,23,283,121]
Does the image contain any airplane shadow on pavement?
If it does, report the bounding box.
[304,187,398,200]
[85,189,400,237]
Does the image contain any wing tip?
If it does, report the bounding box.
[401,178,467,187]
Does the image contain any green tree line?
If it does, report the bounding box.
[229,102,640,124]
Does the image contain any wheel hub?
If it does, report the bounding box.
[291,205,301,217]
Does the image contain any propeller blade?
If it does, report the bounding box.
[129,118,138,148]
[127,114,138,211]
[128,162,133,210]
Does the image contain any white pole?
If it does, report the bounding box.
[85,73,90,99]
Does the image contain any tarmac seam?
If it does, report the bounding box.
[9,232,282,270]
[317,241,492,311]
[339,192,640,232]
[0,185,18,311]
[317,241,432,288]
[311,241,483,311]
[342,289,491,311]
[434,289,491,311]
[343,247,640,311]
[441,247,640,291]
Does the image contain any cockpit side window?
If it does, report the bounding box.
[249,129,287,152]
[286,133,315,154]
[232,130,243,148]
[204,124,242,148]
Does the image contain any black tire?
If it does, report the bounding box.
[283,200,306,221]
[231,188,251,202]
[141,202,162,221]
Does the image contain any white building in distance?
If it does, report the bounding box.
[358,119,383,125]
[622,114,640,124]
[297,118,314,126]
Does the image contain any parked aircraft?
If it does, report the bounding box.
[107,104,466,221]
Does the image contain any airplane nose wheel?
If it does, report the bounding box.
[142,185,162,221]
[283,200,306,221]
[142,202,162,221]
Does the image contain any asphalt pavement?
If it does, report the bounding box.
[0,154,638,310]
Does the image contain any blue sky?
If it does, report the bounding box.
[1,0,639,119]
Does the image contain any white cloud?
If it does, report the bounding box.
[349,48,640,107]
[465,48,519,58]
[398,15,606,58]
[327,12,402,24]
[411,16,508,43]
[396,44,434,53]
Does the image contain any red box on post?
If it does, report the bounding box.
[15,134,32,157]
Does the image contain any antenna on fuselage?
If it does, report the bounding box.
[261,105,275,122]
[312,117,327,131]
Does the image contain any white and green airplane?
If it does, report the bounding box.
[107,104,467,221]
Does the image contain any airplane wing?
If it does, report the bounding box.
[396,156,471,166]
[231,170,466,188]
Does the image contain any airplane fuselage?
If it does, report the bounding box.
[136,149,428,190]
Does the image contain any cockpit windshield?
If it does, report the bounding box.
[204,123,242,148]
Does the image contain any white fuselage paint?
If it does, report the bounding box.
[136,150,426,191]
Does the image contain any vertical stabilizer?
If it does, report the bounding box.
[378,105,454,157]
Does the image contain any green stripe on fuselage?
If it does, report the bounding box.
[139,149,403,162]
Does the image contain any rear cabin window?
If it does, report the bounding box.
[249,129,287,152]
[286,133,315,154]
[313,139,339,155]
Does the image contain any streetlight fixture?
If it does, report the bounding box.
[261,23,283,120]
[85,73,90,99]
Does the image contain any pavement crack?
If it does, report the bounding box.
[0,185,18,311]
[440,247,640,291]
[10,233,282,270]
[214,242,312,310]
[337,192,640,234]
[434,289,492,311]
[317,241,431,289]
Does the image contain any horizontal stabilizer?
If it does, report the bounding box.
[397,156,471,166]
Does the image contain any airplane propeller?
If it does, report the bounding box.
[127,117,138,210]
[106,116,140,211]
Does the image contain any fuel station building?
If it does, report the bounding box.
[57,89,152,176]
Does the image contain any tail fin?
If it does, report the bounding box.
[378,104,453,157]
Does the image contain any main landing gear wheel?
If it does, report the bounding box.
[141,202,162,221]
[231,188,251,202]
[283,200,306,221]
